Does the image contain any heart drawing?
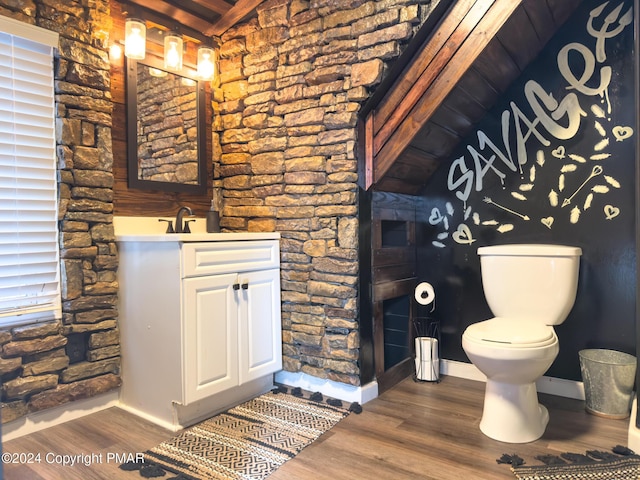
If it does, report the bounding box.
[552,146,566,158]
[452,224,476,245]
[604,205,620,220]
[612,126,633,142]
[428,207,444,225]
[541,217,554,229]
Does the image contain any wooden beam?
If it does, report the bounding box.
[206,0,263,36]
[373,0,494,157]
[365,113,374,190]
[372,0,479,135]
[189,0,234,16]
[373,0,523,185]
[373,177,423,195]
[121,0,213,42]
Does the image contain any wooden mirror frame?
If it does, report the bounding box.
[126,56,207,194]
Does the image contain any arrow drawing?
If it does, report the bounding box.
[562,165,603,207]
[483,197,530,220]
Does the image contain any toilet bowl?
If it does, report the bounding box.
[462,244,581,443]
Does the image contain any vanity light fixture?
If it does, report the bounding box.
[164,33,183,72]
[197,46,215,81]
[124,18,146,60]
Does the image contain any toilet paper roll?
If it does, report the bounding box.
[415,282,436,306]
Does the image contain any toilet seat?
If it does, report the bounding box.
[464,317,556,348]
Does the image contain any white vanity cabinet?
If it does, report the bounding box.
[116,233,282,430]
[181,241,282,403]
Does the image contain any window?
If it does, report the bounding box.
[0,17,60,327]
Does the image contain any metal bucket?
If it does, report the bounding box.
[579,349,637,419]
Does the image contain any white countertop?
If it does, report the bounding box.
[114,216,280,242]
[115,232,280,242]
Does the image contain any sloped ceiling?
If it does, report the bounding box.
[362,0,583,195]
[119,0,263,40]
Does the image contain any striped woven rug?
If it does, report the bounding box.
[122,390,351,480]
[499,447,640,480]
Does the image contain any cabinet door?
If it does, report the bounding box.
[183,273,239,404]
[238,268,282,384]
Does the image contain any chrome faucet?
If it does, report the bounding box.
[175,206,194,233]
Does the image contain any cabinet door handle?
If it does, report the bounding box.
[241,282,249,290]
[233,283,240,290]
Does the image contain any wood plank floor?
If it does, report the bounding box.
[3,375,629,479]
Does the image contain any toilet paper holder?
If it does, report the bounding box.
[413,316,440,383]
[413,282,440,383]
[413,316,441,383]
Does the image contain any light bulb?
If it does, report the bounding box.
[197,47,215,80]
[164,34,183,71]
[124,19,146,60]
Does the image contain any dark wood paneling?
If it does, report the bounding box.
[373,278,416,302]
[496,5,543,72]
[384,151,441,185]
[373,248,415,268]
[369,192,422,392]
[373,264,417,284]
[547,0,584,26]
[409,122,460,158]
[521,0,556,44]
[430,103,475,134]
[375,358,414,393]
[373,177,423,195]
[455,67,501,111]
[472,38,521,93]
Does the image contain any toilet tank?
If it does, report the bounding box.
[478,244,582,325]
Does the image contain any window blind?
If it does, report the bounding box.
[0,22,61,327]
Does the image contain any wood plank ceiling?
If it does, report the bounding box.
[363,0,584,195]
[119,0,263,40]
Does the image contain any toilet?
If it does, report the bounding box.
[462,244,582,443]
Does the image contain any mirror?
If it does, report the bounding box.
[126,56,207,194]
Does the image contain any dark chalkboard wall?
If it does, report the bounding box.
[417,0,636,381]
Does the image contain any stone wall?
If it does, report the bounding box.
[0,0,120,423]
[215,0,434,386]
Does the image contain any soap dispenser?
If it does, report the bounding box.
[206,200,220,233]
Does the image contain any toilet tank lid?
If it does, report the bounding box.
[478,244,582,256]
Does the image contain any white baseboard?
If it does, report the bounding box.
[441,359,585,400]
[274,371,378,404]
[116,402,178,432]
[275,361,584,405]
[2,391,119,441]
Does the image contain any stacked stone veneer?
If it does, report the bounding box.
[137,69,199,184]
[215,0,433,386]
[0,0,120,423]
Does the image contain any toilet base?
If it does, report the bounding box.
[479,379,549,443]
